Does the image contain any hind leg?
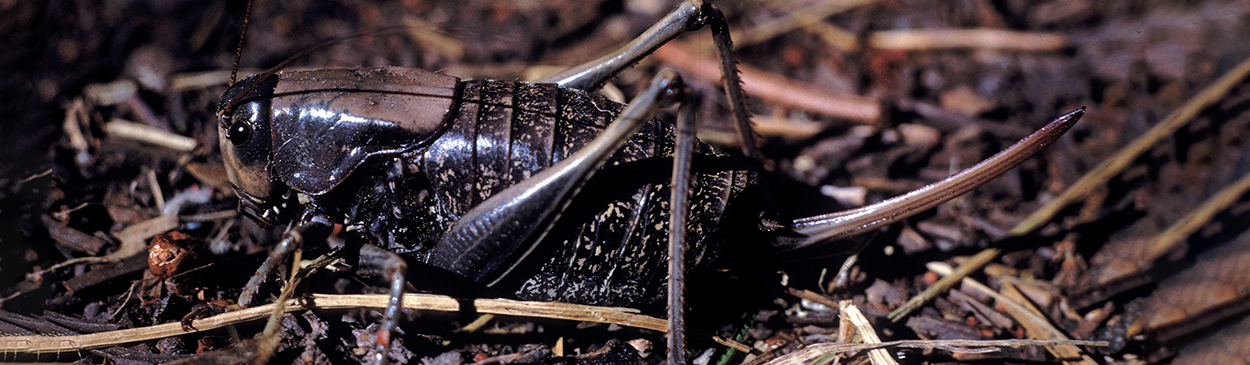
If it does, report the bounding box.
[538,0,760,161]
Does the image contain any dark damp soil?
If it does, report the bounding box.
[3,0,1249,363]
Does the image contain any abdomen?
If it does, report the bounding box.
[364,79,754,307]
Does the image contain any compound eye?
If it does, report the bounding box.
[227,120,253,146]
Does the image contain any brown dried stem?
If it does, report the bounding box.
[652,43,881,123]
[0,293,665,354]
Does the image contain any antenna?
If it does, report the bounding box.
[229,0,254,86]
[220,26,412,115]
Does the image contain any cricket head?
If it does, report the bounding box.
[218,73,288,225]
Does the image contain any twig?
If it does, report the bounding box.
[62,98,91,165]
[105,118,198,152]
[457,314,496,333]
[251,247,331,365]
[711,336,752,353]
[868,29,1066,51]
[146,169,165,212]
[786,287,840,309]
[652,44,881,123]
[0,293,666,354]
[61,254,148,295]
[752,115,825,139]
[170,70,257,91]
[32,257,116,278]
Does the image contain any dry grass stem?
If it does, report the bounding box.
[888,248,999,322]
[927,262,1099,365]
[868,29,1067,51]
[1131,171,1250,277]
[62,98,91,159]
[1009,55,1250,236]
[0,293,666,354]
[840,302,898,365]
[762,339,1107,365]
[732,0,877,50]
[751,115,825,139]
[653,44,881,123]
[105,119,198,152]
[170,70,254,91]
[402,15,465,59]
[712,336,753,353]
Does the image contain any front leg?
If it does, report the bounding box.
[356,244,408,365]
[237,211,333,308]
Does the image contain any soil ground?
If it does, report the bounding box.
[2,0,1249,364]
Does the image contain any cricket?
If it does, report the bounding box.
[0,0,1128,363]
[215,0,1079,363]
